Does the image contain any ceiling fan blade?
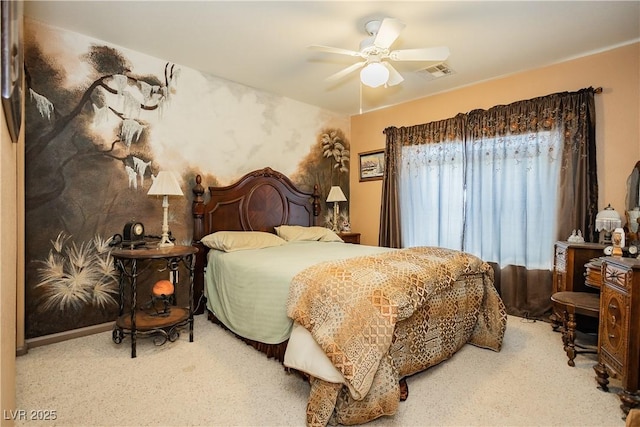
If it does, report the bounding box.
[308,45,363,57]
[384,62,404,86]
[374,18,406,49]
[389,46,450,62]
[325,61,367,82]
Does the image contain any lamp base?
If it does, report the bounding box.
[157,197,174,248]
[157,234,174,248]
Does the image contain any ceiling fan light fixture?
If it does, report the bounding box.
[310,17,450,89]
[360,62,389,88]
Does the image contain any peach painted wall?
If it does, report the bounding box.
[350,42,640,246]
[1,84,20,427]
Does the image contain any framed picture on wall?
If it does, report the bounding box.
[359,149,385,182]
[1,0,23,143]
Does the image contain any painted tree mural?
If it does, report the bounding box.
[23,21,350,339]
[24,36,182,336]
[292,128,351,229]
[322,129,350,184]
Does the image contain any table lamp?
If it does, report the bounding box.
[150,279,175,316]
[595,204,622,244]
[147,171,183,247]
[326,186,347,232]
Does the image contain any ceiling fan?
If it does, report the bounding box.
[309,18,450,88]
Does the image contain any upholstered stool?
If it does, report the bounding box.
[550,291,600,367]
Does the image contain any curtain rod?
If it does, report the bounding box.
[595,87,603,94]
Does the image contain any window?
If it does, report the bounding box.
[399,129,562,270]
[382,87,598,318]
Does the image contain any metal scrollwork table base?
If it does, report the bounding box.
[111,245,198,358]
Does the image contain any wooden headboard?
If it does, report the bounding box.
[190,167,321,313]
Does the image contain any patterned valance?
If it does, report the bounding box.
[384,87,597,155]
[384,113,466,146]
[466,88,596,156]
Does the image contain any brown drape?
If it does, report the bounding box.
[555,88,599,244]
[380,114,466,248]
[379,88,598,318]
[379,127,402,248]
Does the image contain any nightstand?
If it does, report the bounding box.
[111,245,198,358]
[339,232,360,244]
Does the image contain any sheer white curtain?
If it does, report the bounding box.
[463,131,562,270]
[399,130,562,270]
[399,141,465,250]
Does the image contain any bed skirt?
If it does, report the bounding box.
[207,310,289,362]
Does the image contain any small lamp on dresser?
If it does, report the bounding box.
[148,171,184,247]
[595,204,622,244]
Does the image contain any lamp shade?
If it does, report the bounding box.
[595,204,622,231]
[326,186,347,203]
[152,279,174,297]
[148,171,183,196]
[360,62,389,88]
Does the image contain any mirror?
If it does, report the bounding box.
[625,160,640,244]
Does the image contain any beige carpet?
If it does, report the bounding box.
[15,314,626,426]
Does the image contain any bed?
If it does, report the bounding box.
[191,167,507,426]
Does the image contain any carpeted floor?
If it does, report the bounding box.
[15,314,626,426]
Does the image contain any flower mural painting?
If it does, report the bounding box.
[35,232,119,312]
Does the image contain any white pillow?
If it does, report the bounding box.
[200,231,286,252]
[275,225,343,242]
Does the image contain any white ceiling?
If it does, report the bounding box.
[23,1,640,116]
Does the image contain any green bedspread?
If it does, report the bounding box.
[205,241,394,344]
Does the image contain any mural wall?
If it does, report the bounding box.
[23,19,350,338]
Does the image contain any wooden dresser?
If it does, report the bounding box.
[594,257,640,417]
[553,241,606,293]
[551,241,605,328]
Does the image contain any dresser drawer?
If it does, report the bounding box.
[584,261,603,289]
[599,284,629,372]
[604,263,633,292]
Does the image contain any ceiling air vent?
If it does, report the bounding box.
[419,63,455,80]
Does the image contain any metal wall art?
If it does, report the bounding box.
[1,0,23,143]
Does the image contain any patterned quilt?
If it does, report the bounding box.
[287,246,507,426]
